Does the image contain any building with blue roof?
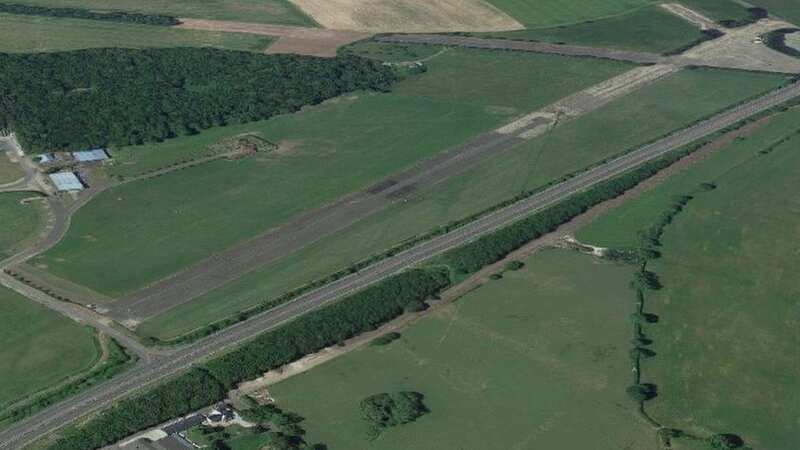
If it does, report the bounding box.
[48,172,84,192]
[72,149,110,163]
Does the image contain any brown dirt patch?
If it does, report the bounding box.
[287,0,523,33]
[176,18,370,57]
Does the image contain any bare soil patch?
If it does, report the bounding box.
[287,0,523,32]
[176,19,370,57]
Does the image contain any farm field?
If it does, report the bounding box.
[643,126,800,449]
[477,5,705,54]
[577,106,800,248]
[576,110,800,449]
[0,285,99,409]
[751,0,800,24]
[679,0,752,25]
[0,193,44,260]
[36,46,634,297]
[0,0,315,27]
[484,0,654,28]
[0,14,274,53]
[269,249,655,450]
[137,67,789,341]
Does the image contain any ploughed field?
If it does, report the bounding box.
[136,62,788,341]
[33,46,634,298]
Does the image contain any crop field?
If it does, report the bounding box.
[679,0,752,25]
[478,5,705,54]
[0,193,44,260]
[0,14,274,53]
[268,249,654,449]
[136,67,788,341]
[0,0,315,26]
[484,0,654,28]
[0,285,99,409]
[35,46,632,298]
[576,105,800,448]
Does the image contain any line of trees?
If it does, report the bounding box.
[0,2,180,25]
[719,7,768,28]
[44,268,448,450]
[0,47,397,153]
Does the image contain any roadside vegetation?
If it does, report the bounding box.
[37,45,632,299]
[136,66,788,342]
[0,14,274,53]
[680,0,766,27]
[749,0,800,24]
[0,0,315,26]
[475,5,708,54]
[0,192,43,259]
[0,286,99,414]
[0,48,395,152]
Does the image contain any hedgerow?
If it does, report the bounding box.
[0,3,179,25]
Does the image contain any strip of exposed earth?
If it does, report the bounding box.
[3,78,800,450]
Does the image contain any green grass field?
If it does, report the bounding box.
[138,67,788,341]
[575,106,800,448]
[643,126,800,450]
[478,5,705,54]
[0,153,24,184]
[269,249,655,449]
[751,0,800,24]
[0,286,99,408]
[0,0,315,26]
[0,14,274,53]
[0,193,44,260]
[577,107,800,248]
[679,0,752,25]
[485,0,655,28]
[35,47,633,298]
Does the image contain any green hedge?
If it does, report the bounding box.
[0,3,179,25]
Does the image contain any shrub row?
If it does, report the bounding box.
[44,268,449,450]
[204,268,450,388]
[0,3,179,25]
[764,28,800,58]
[719,7,768,28]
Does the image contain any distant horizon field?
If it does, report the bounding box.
[576,105,800,448]
[0,0,316,26]
[477,5,705,54]
[485,0,655,28]
[0,14,274,53]
[0,285,99,408]
[36,46,633,298]
[138,67,789,341]
[269,249,655,450]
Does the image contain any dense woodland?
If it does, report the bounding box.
[0,48,397,152]
[0,3,179,25]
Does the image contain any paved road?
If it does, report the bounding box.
[2,79,798,450]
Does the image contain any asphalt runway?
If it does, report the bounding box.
[3,79,798,450]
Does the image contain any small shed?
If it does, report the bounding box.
[49,172,84,192]
[35,153,56,164]
[72,149,110,163]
